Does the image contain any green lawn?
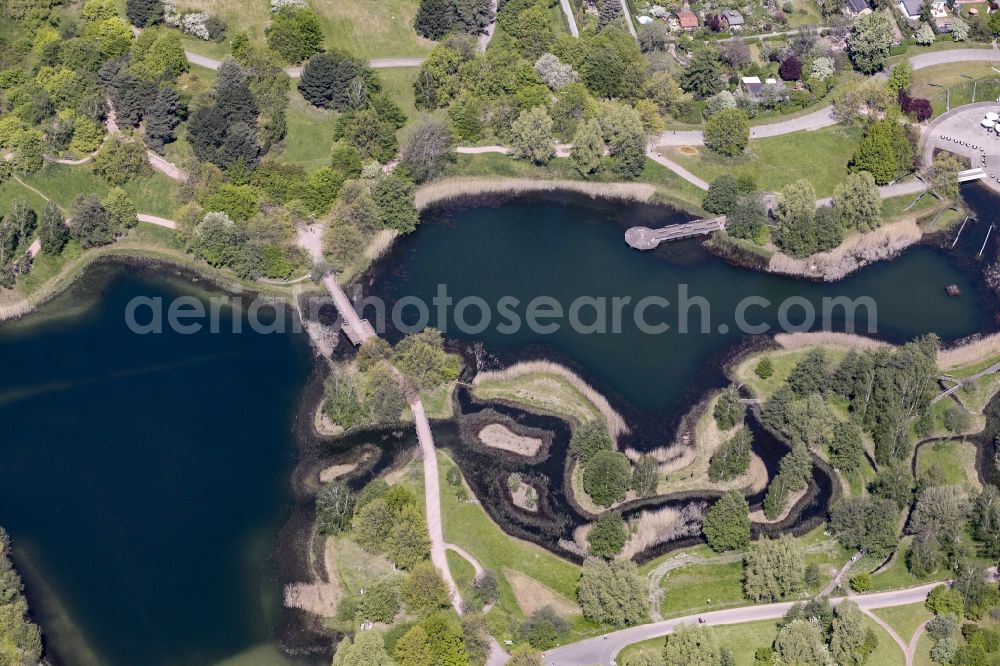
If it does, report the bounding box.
[0,178,50,213]
[915,439,980,489]
[868,537,949,592]
[873,603,932,644]
[864,616,907,666]
[177,0,435,60]
[272,91,341,170]
[660,125,863,197]
[659,559,747,618]
[436,453,582,620]
[443,153,708,212]
[620,619,781,666]
[19,165,182,218]
[377,67,419,125]
[910,62,1000,118]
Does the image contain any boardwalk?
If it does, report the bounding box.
[625,217,726,249]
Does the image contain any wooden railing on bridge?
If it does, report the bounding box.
[624,216,727,250]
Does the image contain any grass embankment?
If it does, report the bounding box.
[433,453,597,639]
[472,361,628,436]
[619,615,905,666]
[176,0,435,59]
[436,153,709,213]
[915,439,982,491]
[658,125,863,197]
[638,526,853,621]
[910,62,1000,118]
[873,603,933,644]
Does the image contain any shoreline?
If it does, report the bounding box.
[413,177,662,212]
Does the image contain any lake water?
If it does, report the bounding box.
[0,264,314,666]
[371,189,999,425]
[1,184,998,663]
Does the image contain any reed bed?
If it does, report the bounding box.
[365,229,399,262]
[473,360,629,437]
[413,178,657,211]
[774,331,891,351]
[938,332,1000,371]
[0,299,34,322]
[619,504,704,561]
[767,218,922,281]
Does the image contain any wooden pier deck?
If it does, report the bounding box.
[625,216,726,250]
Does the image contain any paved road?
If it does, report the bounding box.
[651,48,1000,148]
[540,583,942,666]
[618,0,638,39]
[560,0,580,37]
[136,214,177,229]
[479,0,499,51]
[185,50,426,77]
[909,46,1000,70]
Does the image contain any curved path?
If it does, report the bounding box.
[186,50,427,76]
[540,583,942,666]
[560,0,580,37]
[653,47,1000,148]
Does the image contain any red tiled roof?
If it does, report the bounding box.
[676,10,699,27]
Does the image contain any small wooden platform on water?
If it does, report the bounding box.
[625,216,726,250]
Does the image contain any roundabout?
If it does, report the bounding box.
[923,102,1000,194]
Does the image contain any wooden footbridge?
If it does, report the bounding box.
[625,216,727,250]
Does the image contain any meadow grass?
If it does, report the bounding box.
[177,0,435,60]
[19,165,182,218]
[435,453,582,619]
[873,603,933,644]
[472,361,628,436]
[916,439,981,490]
[619,618,781,666]
[272,91,340,170]
[660,125,864,197]
[864,616,907,666]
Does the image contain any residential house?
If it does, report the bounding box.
[898,0,947,19]
[720,9,745,29]
[845,0,873,15]
[674,8,700,30]
[741,76,785,99]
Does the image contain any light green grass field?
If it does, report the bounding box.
[19,165,182,218]
[660,125,863,197]
[873,603,932,644]
[177,0,435,60]
[620,618,781,666]
[272,91,341,170]
[915,439,981,489]
[435,453,582,619]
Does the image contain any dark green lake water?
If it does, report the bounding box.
[0,264,313,666]
[0,188,997,664]
[372,190,999,420]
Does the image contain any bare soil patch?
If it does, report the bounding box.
[678,146,699,156]
[504,569,578,617]
[319,463,358,483]
[479,423,543,457]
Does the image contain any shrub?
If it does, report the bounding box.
[755,356,774,379]
[582,450,631,507]
[849,572,872,592]
[704,108,749,157]
[587,512,627,558]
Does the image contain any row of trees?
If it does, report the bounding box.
[0,528,42,664]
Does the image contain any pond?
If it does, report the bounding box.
[369,186,1000,431]
[1,183,998,664]
[0,264,315,666]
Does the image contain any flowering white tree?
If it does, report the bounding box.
[271,0,309,11]
[915,23,935,45]
[951,17,969,41]
[534,54,578,91]
[811,56,835,80]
